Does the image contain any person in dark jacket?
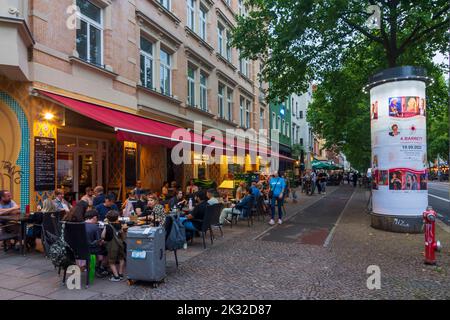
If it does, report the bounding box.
[93,186,106,207]
[219,186,254,225]
[95,195,118,221]
[182,190,208,231]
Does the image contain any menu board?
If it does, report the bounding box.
[125,147,137,187]
[34,137,56,191]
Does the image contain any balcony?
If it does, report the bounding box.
[0,0,34,81]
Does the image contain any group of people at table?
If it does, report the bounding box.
[0,171,288,282]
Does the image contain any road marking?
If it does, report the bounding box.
[252,187,340,241]
[323,189,356,248]
[428,194,450,202]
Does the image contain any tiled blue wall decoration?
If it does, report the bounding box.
[0,92,30,210]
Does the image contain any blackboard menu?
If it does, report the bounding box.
[125,147,137,187]
[34,137,56,191]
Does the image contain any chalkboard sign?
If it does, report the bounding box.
[125,147,137,187]
[34,137,56,191]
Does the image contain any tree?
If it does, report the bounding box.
[306,43,448,170]
[232,0,449,101]
[232,0,449,170]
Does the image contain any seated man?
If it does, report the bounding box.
[95,195,119,222]
[169,189,187,210]
[0,190,21,250]
[182,191,208,237]
[206,188,220,205]
[53,189,71,215]
[219,186,254,225]
[0,190,20,216]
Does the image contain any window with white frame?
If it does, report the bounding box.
[199,5,207,40]
[76,0,103,66]
[239,97,245,127]
[200,72,208,111]
[218,83,225,118]
[187,0,196,30]
[245,100,251,129]
[292,125,296,143]
[226,31,232,61]
[217,23,225,56]
[187,65,196,106]
[140,37,154,89]
[226,88,233,121]
[259,108,264,129]
[300,110,303,119]
[239,53,250,77]
[286,121,289,138]
[238,0,247,16]
[159,0,170,10]
[160,49,171,95]
[277,116,280,131]
[281,119,285,135]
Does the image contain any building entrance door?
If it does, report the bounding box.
[57,134,108,200]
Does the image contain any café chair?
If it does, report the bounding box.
[190,205,215,249]
[59,221,91,288]
[209,203,224,238]
[0,223,20,252]
[41,212,60,257]
[164,215,179,268]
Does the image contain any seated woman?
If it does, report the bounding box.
[139,194,166,227]
[62,201,88,222]
[161,182,170,200]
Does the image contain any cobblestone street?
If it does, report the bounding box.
[1,185,450,300]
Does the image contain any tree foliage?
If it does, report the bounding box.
[232,0,449,169]
[233,0,448,99]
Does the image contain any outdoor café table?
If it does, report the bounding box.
[0,214,30,255]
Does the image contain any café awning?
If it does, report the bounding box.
[38,91,206,148]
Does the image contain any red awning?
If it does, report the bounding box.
[39,91,206,148]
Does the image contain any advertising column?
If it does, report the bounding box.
[367,66,432,233]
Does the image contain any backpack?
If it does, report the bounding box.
[165,215,186,251]
[47,223,75,269]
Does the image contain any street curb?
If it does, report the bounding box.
[252,186,341,241]
[437,219,450,234]
[323,188,357,248]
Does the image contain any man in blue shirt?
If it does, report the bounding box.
[219,186,254,225]
[95,195,119,221]
[0,190,20,216]
[269,171,286,225]
[250,181,261,199]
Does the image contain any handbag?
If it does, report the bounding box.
[269,178,280,198]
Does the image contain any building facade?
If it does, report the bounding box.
[269,98,292,172]
[289,84,314,170]
[0,0,269,210]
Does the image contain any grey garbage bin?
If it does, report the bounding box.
[126,225,166,286]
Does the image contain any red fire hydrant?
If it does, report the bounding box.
[423,206,441,265]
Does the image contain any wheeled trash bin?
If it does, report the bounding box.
[126,226,166,287]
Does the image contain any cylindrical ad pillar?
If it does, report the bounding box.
[366,66,433,233]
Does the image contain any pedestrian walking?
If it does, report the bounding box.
[310,170,317,194]
[269,171,286,225]
[352,171,358,187]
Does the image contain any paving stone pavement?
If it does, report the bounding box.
[2,185,449,300]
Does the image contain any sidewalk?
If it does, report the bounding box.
[2,185,450,300]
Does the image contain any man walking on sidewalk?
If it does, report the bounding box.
[269,171,286,225]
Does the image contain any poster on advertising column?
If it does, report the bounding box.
[370,80,428,216]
